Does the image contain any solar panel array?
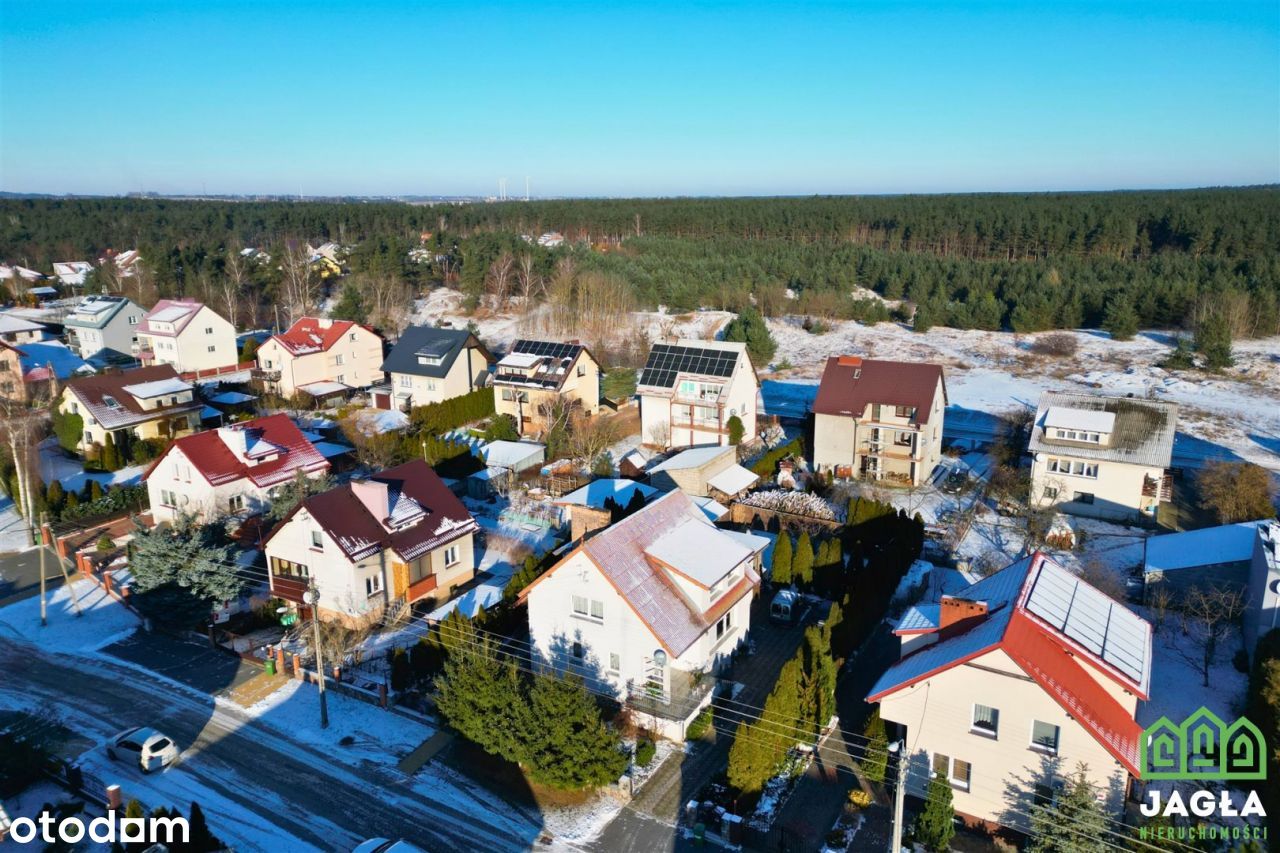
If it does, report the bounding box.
[639,344,739,388]
[511,339,581,361]
[1023,559,1150,690]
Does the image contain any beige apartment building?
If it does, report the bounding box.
[493,339,600,435]
[812,356,947,486]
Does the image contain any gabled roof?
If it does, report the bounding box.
[638,340,753,390]
[268,316,377,357]
[144,413,329,489]
[268,459,477,563]
[0,314,45,336]
[649,444,736,473]
[1144,520,1270,576]
[65,365,201,429]
[136,299,209,337]
[523,490,760,656]
[868,552,1152,776]
[1028,391,1177,469]
[812,356,946,425]
[64,296,137,330]
[380,325,492,379]
[493,339,595,391]
[553,478,658,509]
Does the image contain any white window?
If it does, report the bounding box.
[334,354,344,366]
[365,574,383,596]
[399,375,412,388]
[208,345,216,353]
[590,599,604,620]
[160,489,177,507]
[228,494,244,512]
[971,704,999,738]
[572,641,584,659]
[1043,485,1059,499]
[443,545,459,566]
[336,375,345,384]
[349,332,357,341]
[128,315,138,324]
[716,611,732,639]
[311,531,323,550]
[609,653,620,673]
[265,359,273,369]
[1031,720,1060,754]
[205,327,213,334]
[932,753,971,791]
[572,595,588,616]
[426,379,437,391]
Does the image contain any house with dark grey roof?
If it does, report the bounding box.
[63,295,144,362]
[374,325,492,411]
[520,489,764,739]
[812,355,947,486]
[637,339,759,449]
[493,339,599,435]
[263,459,479,625]
[1028,391,1177,521]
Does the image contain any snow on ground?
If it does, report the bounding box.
[351,407,409,435]
[0,495,33,553]
[0,781,114,853]
[1137,620,1249,729]
[402,762,549,844]
[37,440,147,491]
[233,679,434,766]
[0,578,139,652]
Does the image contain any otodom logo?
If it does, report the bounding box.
[1138,707,1268,843]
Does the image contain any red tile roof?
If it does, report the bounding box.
[269,316,373,356]
[145,413,330,489]
[267,459,477,563]
[812,356,946,425]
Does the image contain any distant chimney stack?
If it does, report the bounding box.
[939,596,988,637]
[318,318,333,329]
[837,355,863,367]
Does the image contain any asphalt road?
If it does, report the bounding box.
[103,630,262,694]
[0,638,544,852]
[0,545,65,607]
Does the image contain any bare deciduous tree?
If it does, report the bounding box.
[0,402,43,546]
[516,252,544,307]
[358,273,414,336]
[569,412,621,465]
[1147,584,1174,635]
[485,252,515,311]
[1176,586,1247,687]
[278,239,318,325]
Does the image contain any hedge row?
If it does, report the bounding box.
[409,388,496,435]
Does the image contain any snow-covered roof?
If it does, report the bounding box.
[706,463,759,495]
[691,495,728,521]
[121,377,193,399]
[1144,520,1269,575]
[649,444,734,473]
[297,380,350,396]
[497,352,542,369]
[555,478,658,509]
[897,604,940,633]
[1044,405,1116,434]
[0,314,44,335]
[149,305,194,323]
[480,440,545,470]
[645,517,753,587]
[1029,391,1177,468]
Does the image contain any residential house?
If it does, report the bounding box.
[63,295,144,361]
[375,325,493,410]
[812,356,947,486]
[264,460,479,625]
[637,340,759,449]
[58,365,202,456]
[1028,391,1177,521]
[466,440,546,498]
[521,489,764,739]
[493,339,600,435]
[868,552,1151,831]
[647,444,759,502]
[101,250,141,277]
[0,265,46,283]
[1142,519,1273,600]
[52,262,94,287]
[1245,521,1280,656]
[136,299,238,373]
[0,314,46,345]
[0,341,25,403]
[144,413,330,525]
[254,316,384,399]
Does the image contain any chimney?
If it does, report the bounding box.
[351,479,391,523]
[837,355,863,367]
[219,425,249,460]
[938,596,988,638]
[318,318,333,329]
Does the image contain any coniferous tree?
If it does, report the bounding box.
[727,414,745,445]
[771,532,794,585]
[803,625,837,733]
[187,801,224,853]
[1102,293,1139,340]
[1195,311,1235,369]
[914,772,956,852]
[912,303,934,333]
[330,282,366,321]
[793,531,814,586]
[722,307,777,366]
[860,707,889,783]
[1029,763,1109,853]
[517,672,628,790]
[727,720,775,794]
[45,480,65,515]
[434,627,525,761]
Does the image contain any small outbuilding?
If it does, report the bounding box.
[648,444,758,500]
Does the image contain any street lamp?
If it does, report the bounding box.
[301,583,329,729]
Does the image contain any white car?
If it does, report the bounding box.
[107,727,179,773]
[353,840,427,853]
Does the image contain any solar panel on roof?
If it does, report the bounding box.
[640,343,738,387]
[415,338,455,358]
[512,339,581,361]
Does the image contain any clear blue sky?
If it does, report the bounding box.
[2,1,1277,196]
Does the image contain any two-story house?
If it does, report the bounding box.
[521,489,765,739]
[135,299,238,373]
[868,552,1152,832]
[52,262,94,287]
[59,365,203,455]
[63,295,144,362]
[264,459,479,625]
[0,341,25,403]
[254,316,384,399]
[812,356,947,486]
[493,339,600,435]
[1028,391,1177,521]
[637,340,760,449]
[144,413,330,524]
[375,325,493,410]
[0,313,46,346]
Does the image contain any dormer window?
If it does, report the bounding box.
[102,395,121,409]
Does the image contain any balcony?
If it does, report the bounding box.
[271,574,307,604]
[407,573,439,603]
[627,668,714,722]
[252,367,281,382]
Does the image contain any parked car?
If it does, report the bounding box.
[107,727,179,773]
[941,469,970,495]
[353,841,427,853]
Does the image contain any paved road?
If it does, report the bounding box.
[104,630,261,694]
[0,639,544,852]
[0,546,65,607]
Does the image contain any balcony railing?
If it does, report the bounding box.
[407,573,439,603]
[627,668,714,722]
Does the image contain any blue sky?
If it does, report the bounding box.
[1,1,1277,196]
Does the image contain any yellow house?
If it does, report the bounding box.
[255,316,385,398]
[493,339,600,435]
[59,364,202,457]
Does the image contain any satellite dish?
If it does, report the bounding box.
[653,650,667,667]
[1269,579,1280,595]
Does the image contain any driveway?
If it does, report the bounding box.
[103,630,262,695]
[0,546,65,607]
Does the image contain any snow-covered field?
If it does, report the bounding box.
[0,579,139,651]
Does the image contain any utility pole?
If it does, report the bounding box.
[888,740,906,853]
[302,582,329,728]
[37,511,48,627]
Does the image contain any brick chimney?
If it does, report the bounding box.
[938,596,988,638]
[352,479,391,524]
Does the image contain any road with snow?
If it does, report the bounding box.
[0,638,545,852]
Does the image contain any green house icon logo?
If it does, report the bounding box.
[1140,707,1266,780]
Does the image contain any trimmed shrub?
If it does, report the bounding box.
[635,738,656,767]
[686,706,713,741]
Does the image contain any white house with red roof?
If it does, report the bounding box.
[135,298,237,373]
[263,459,478,625]
[867,552,1152,831]
[521,490,767,739]
[254,316,384,399]
[144,413,330,525]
